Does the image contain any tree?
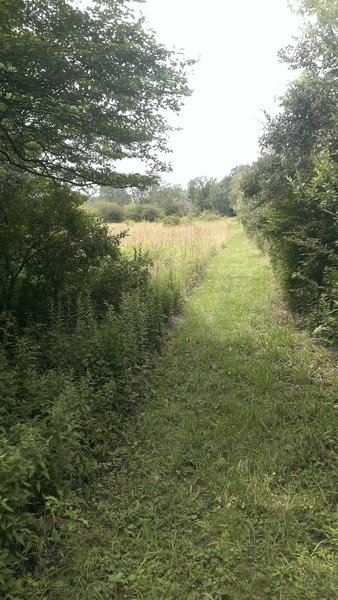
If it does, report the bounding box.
[0,168,120,320]
[187,177,215,213]
[187,176,235,216]
[97,187,131,206]
[132,182,186,215]
[209,176,235,216]
[235,0,338,339]
[262,0,337,171]
[0,0,193,187]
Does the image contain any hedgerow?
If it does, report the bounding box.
[0,171,182,596]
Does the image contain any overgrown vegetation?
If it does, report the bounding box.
[0,166,228,595]
[24,222,338,599]
[0,0,199,595]
[90,173,238,223]
[111,219,229,296]
[231,0,338,343]
[1,0,337,596]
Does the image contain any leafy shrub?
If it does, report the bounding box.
[124,203,144,221]
[198,210,219,221]
[163,215,181,225]
[92,201,125,222]
[0,171,187,595]
[124,203,164,222]
[0,171,123,325]
[233,4,338,345]
[235,151,338,343]
[0,171,230,595]
[141,204,164,222]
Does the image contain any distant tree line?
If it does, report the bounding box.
[91,172,240,222]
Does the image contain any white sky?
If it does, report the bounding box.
[135,0,302,186]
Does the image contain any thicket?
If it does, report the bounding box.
[232,0,338,344]
[91,200,125,223]
[0,0,196,592]
[92,201,165,223]
[0,170,186,596]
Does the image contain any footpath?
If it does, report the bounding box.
[39,222,337,600]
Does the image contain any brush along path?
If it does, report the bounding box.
[41,221,337,600]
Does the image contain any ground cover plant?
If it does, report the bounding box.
[25,221,338,599]
[0,180,229,596]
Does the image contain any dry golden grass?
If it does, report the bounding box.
[109,220,228,249]
[109,219,229,293]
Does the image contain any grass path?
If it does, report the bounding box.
[38,221,337,600]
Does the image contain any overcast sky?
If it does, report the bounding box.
[136,0,302,186]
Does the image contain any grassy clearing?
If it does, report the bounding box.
[29,221,337,599]
[109,220,229,295]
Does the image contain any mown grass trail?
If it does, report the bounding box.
[36,221,337,600]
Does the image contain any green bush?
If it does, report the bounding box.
[124,203,143,221]
[0,171,186,595]
[0,172,123,325]
[163,215,181,225]
[141,204,164,222]
[234,4,338,345]
[92,200,125,222]
[235,151,338,343]
[124,203,164,222]
[198,210,219,221]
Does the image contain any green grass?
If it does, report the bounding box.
[29,221,338,600]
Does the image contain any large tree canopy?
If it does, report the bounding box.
[0,0,193,187]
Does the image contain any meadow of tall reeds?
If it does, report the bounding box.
[110,219,229,297]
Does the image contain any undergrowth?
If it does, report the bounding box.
[0,182,229,599]
[24,221,338,599]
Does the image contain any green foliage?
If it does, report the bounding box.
[197,210,220,221]
[92,201,125,222]
[235,2,338,343]
[141,204,165,222]
[163,215,181,225]
[96,187,131,206]
[188,176,214,213]
[188,176,235,216]
[0,169,188,596]
[27,223,338,599]
[0,0,193,186]
[0,170,121,323]
[124,203,164,222]
[209,176,234,216]
[133,182,187,216]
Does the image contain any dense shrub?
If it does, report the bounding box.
[233,2,338,344]
[141,204,164,222]
[124,203,143,221]
[92,200,125,222]
[0,172,123,325]
[163,215,181,225]
[124,203,164,222]
[0,172,184,595]
[198,210,220,221]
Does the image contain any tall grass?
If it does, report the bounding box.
[1,218,229,598]
[110,220,229,296]
[33,221,338,600]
